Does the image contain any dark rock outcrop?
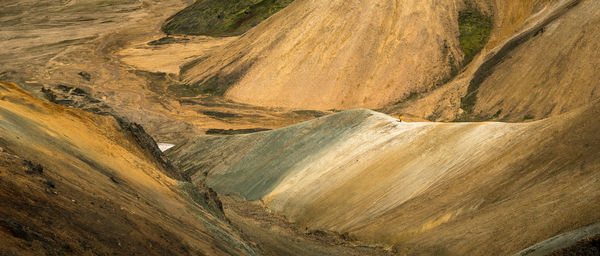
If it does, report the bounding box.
[115,117,188,182]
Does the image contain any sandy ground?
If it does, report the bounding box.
[117,35,236,74]
[0,0,328,144]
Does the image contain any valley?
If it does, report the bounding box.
[0,0,598,255]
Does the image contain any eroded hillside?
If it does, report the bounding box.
[0,0,325,144]
[391,0,600,122]
[0,82,257,255]
[461,0,600,122]
[3,0,596,141]
[180,0,466,109]
[176,0,599,123]
[1,0,599,255]
[168,103,600,255]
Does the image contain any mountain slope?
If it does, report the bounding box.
[176,0,599,124]
[0,82,257,255]
[179,0,466,109]
[394,0,600,122]
[461,0,600,121]
[168,103,600,255]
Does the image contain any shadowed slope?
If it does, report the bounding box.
[168,104,600,255]
[162,0,295,37]
[0,82,257,255]
[514,222,600,256]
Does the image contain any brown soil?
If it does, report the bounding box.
[0,151,199,255]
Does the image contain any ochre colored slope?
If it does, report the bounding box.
[168,104,600,255]
[178,0,589,113]
[0,82,257,255]
[181,0,465,109]
[397,0,599,122]
[177,0,598,125]
[466,0,600,121]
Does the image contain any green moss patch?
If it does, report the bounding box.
[162,0,294,37]
[458,9,492,65]
[457,8,492,118]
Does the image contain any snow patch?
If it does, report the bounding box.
[157,143,175,152]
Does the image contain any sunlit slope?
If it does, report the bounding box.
[0,82,256,255]
[180,0,464,109]
[177,0,599,123]
[177,0,587,112]
[168,106,600,255]
[400,0,600,122]
[463,0,600,121]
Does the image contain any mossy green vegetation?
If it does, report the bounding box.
[162,0,294,37]
[457,8,492,118]
[458,9,492,65]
